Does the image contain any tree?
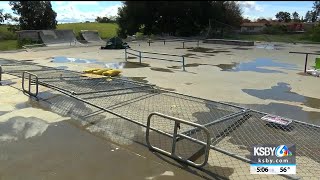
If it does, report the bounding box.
[313,1,320,20]
[9,1,57,30]
[292,11,300,22]
[305,10,317,22]
[95,16,111,23]
[0,9,12,24]
[275,11,291,22]
[116,1,243,37]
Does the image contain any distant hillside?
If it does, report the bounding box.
[0,22,118,40]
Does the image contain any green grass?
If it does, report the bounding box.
[0,40,19,51]
[227,33,312,43]
[57,22,118,39]
[0,25,17,40]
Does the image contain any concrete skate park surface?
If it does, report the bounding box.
[1,40,320,179]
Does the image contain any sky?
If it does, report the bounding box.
[0,1,315,23]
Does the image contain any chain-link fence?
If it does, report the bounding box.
[1,59,319,179]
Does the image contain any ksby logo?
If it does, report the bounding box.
[275,145,293,157]
[253,145,293,157]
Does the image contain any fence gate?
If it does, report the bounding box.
[146,112,211,168]
[22,71,39,97]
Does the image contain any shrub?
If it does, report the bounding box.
[17,38,42,48]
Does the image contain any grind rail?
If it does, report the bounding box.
[0,59,319,178]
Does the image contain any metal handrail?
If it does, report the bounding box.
[22,71,39,97]
[146,112,211,168]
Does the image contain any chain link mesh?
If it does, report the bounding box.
[1,59,319,179]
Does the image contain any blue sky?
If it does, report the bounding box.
[0,1,315,23]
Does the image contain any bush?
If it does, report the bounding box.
[263,25,287,34]
[17,38,42,48]
[305,25,320,42]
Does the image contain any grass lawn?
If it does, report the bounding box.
[227,33,314,44]
[0,40,19,51]
[57,22,118,39]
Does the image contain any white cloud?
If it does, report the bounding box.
[55,3,123,23]
[98,4,123,17]
[238,1,264,13]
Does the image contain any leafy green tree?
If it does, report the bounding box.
[0,9,12,24]
[116,1,243,38]
[305,10,317,22]
[275,11,291,22]
[292,11,300,22]
[9,1,57,30]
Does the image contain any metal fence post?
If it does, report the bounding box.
[304,54,308,73]
[182,42,185,49]
[164,40,166,45]
[182,56,185,71]
[148,40,151,46]
[139,51,142,64]
[125,48,127,61]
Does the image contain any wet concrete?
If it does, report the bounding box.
[125,77,149,84]
[150,67,174,73]
[242,82,320,109]
[215,58,298,73]
[0,119,200,180]
[227,101,320,126]
[56,66,69,70]
[51,56,150,69]
[187,47,230,54]
[232,47,251,50]
[168,63,213,69]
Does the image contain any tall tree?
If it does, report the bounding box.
[292,11,300,22]
[275,11,291,22]
[305,10,317,22]
[116,1,243,37]
[313,1,320,20]
[0,9,12,24]
[9,1,57,30]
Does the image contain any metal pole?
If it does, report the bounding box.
[182,56,185,71]
[125,48,127,61]
[148,40,151,46]
[197,40,199,47]
[182,42,185,49]
[171,121,179,155]
[304,53,308,73]
[139,51,142,64]
[164,40,166,45]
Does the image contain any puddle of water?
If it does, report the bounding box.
[51,56,149,69]
[185,82,193,85]
[215,58,298,73]
[150,67,174,73]
[255,44,283,50]
[0,116,49,142]
[242,82,320,109]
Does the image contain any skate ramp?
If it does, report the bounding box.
[81,30,105,43]
[39,30,82,46]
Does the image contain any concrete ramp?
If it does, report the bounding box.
[81,30,105,43]
[39,30,82,46]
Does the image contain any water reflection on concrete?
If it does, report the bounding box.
[215,58,298,73]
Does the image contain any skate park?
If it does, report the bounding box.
[1,27,320,179]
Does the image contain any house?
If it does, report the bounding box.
[240,23,266,33]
